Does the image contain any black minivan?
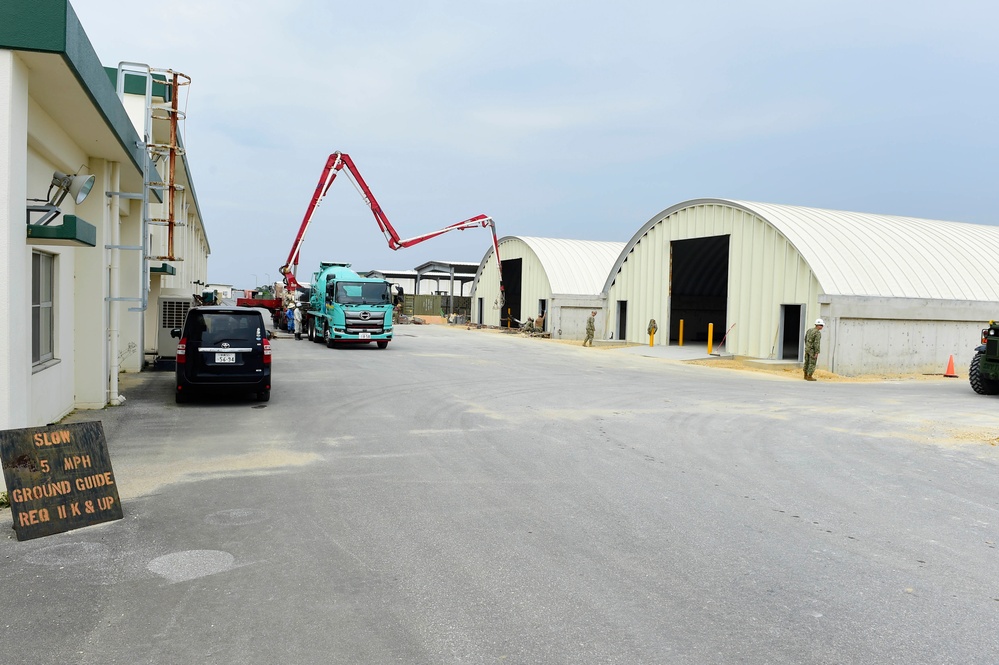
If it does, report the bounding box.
[171,306,272,403]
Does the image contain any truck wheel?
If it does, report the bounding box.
[377,340,389,349]
[307,319,315,342]
[324,324,335,349]
[969,353,999,395]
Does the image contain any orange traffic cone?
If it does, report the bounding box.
[944,354,958,378]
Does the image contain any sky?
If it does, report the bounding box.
[72,0,999,289]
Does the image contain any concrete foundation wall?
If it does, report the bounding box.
[549,295,606,340]
[820,295,999,375]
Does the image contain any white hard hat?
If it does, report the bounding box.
[815,318,825,326]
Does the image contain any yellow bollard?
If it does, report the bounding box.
[650,331,655,347]
[647,319,658,347]
[707,323,714,355]
[679,319,684,346]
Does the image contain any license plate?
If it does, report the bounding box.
[215,353,236,364]
[359,333,371,340]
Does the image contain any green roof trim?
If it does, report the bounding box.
[26,215,97,247]
[0,1,67,52]
[150,263,177,275]
[103,68,172,101]
[0,0,149,179]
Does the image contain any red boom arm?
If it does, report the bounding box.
[280,152,504,303]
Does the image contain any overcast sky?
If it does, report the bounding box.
[72,0,999,288]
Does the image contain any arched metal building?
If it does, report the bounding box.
[604,198,999,375]
[471,236,624,338]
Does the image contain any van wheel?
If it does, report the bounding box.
[256,390,270,402]
[175,390,188,404]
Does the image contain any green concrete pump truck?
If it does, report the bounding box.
[303,262,394,348]
[970,321,999,395]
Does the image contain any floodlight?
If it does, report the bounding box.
[26,170,97,226]
[51,171,96,205]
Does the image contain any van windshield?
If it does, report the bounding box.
[331,282,391,305]
[187,312,263,343]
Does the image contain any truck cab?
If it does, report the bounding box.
[306,262,394,348]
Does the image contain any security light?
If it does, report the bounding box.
[26,170,96,226]
[51,171,95,205]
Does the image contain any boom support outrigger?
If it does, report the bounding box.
[280,151,504,305]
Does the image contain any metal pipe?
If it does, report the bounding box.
[108,162,124,405]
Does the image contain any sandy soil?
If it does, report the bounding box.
[463,323,960,384]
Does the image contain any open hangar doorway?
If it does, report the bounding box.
[668,235,729,344]
[500,258,523,327]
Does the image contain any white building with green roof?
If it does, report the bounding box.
[0,0,210,430]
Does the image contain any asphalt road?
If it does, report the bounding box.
[3,324,999,664]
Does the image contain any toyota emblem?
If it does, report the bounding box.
[221,342,230,348]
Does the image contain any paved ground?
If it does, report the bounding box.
[2,324,998,664]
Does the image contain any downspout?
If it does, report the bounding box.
[108,162,125,406]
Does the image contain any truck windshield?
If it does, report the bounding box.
[332,282,391,305]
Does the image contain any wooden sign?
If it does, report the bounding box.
[1,421,123,541]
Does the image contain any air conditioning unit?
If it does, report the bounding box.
[157,296,192,358]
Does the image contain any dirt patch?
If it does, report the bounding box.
[459,324,959,382]
[685,357,955,383]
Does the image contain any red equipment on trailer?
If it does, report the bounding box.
[279,151,504,305]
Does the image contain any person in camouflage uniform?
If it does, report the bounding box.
[803,318,824,380]
[583,310,597,347]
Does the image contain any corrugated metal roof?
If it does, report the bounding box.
[514,237,626,295]
[725,200,999,300]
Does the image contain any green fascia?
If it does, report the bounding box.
[0,0,162,196]
[26,215,97,247]
[103,67,172,102]
[150,262,177,275]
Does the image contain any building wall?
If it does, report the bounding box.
[549,295,606,340]
[0,50,31,429]
[71,157,114,409]
[119,190,144,370]
[471,239,552,327]
[606,202,821,358]
[2,30,211,436]
[820,295,998,375]
[23,83,88,422]
[206,284,233,298]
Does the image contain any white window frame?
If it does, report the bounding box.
[32,251,55,365]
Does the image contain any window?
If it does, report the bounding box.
[331,281,391,305]
[32,252,54,364]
